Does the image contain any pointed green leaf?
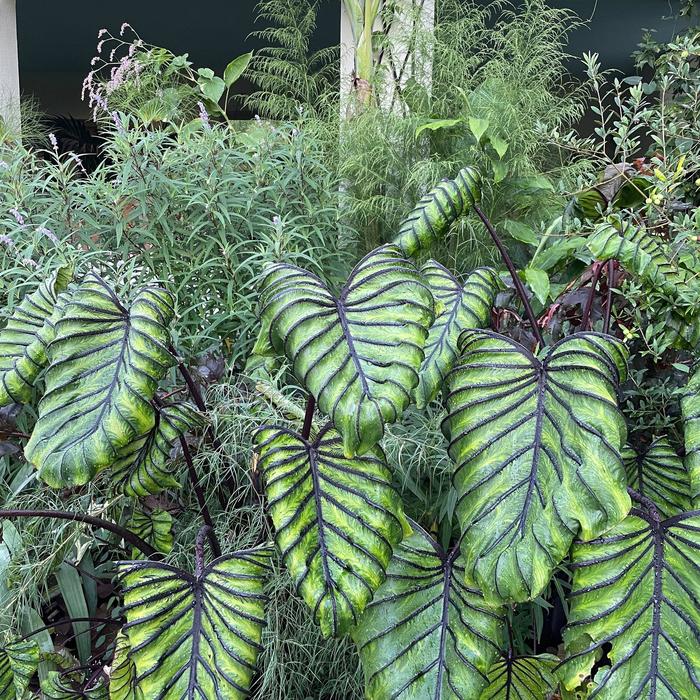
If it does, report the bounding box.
[0,641,39,700]
[442,331,630,604]
[352,522,505,699]
[468,117,490,143]
[255,424,409,637]
[415,118,463,138]
[56,563,91,664]
[623,437,691,517]
[41,670,108,699]
[25,275,175,488]
[503,220,539,246]
[682,366,700,506]
[414,264,500,409]
[259,245,434,457]
[120,545,273,699]
[0,267,71,406]
[394,168,482,258]
[489,135,509,159]
[109,632,142,700]
[560,509,700,698]
[479,653,559,699]
[223,52,253,88]
[127,508,174,559]
[523,268,550,305]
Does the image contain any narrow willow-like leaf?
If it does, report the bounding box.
[0,641,39,700]
[682,366,700,506]
[479,653,559,699]
[120,546,273,699]
[112,402,201,497]
[41,671,108,699]
[109,632,142,700]
[259,245,434,457]
[255,424,409,638]
[25,275,175,488]
[415,263,500,409]
[560,509,700,698]
[623,437,691,517]
[394,167,482,258]
[0,267,71,407]
[442,331,630,604]
[127,508,174,559]
[352,522,504,699]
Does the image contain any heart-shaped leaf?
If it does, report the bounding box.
[259,245,434,457]
[0,641,39,700]
[442,331,630,603]
[255,424,409,637]
[479,653,559,699]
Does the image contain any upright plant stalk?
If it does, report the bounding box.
[473,204,545,348]
[301,395,315,440]
[581,262,604,331]
[603,260,615,335]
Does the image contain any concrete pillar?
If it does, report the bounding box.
[0,0,20,130]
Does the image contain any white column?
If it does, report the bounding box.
[0,0,20,130]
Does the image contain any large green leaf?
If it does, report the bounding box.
[560,508,700,698]
[623,437,692,517]
[479,653,559,699]
[414,263,500,409]
[25,275,175,488]
[126,508,174,559]
[352,522,504,699]
[682,366,700,506]
[112,402,201,497]
[41,671,108,699]
[120,545,272,699]
[258,245,434,457]
[393,167,482,258]
[442,331,630,604]
[0,641,39,700]
[109,632,142,700]
[255,424,409,638]
[0,268,71,406]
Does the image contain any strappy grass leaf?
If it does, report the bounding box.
[0,640,39,700]
[682,366,700,506]
[479,653,559,699]
[112,402,202,497]
[25,274,175,488]
[41,670,108,699]
[120,545,273,699]
[126,508,174,559]
[0,267,71,407]
[442,331,630,604]
[560,509,700,699]
[255,424,410,638]
[352,521,504,699]
[109,632,142,700]
[393,167,482,258]
[623,437,691,517]
[258,245,434,457]
[415,263,500,409]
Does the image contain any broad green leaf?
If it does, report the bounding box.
[223,52,253,88]
[258,245,434,457]
[20,607,54,683]
[255,424,409,637]
[41,670,108,699]
[682,366,700,505]
[503,220,538,246]
[126,508,174,559]
[394,168,482,258]
[414,263,500,409]
[109,632,142,700]
[468,117,490,143]
[197,74,226,103]
[489,135,509,159]
[560,509,700,698]
[120,545,273,699]
[523,267,550,305]
[112,402,202,497]
[442,331,630,603]
[415,118,463,138]
[569,188,607,221]
[0,267,71,406]
[623,437,691,517]
[25,275,175,488]
[352,522,504,699]
[479,653,559,699]
[56,563,91,664]
[0,641,39,700]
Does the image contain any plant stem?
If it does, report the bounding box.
[627,486,660,524]
[473,204,545,348]
[0,510,157,558]
[581,262,603,331]
[195,524,212,576]
[603,260,615,335]
[301,395,315,440]
[19,617,122,643]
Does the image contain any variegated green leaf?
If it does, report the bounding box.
[682,366,700,506]
[255,424,409,638]
[394,167,482,258]
[109,632,142,700]
[352,522,504,699]
[41,670,108,699]
[25,274,175,488]
[479,653,559,699]
[442,331,630,604]
[259,245,434,457]
[0,267,71,407]
[112,402,202,497]
[120,545,273,699]
[623,437,691,517]
[414,263,500,409]
[127,508,174,559]
[0,640,39,699]
[561,509,700,699]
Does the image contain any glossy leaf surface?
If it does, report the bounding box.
[126,508,174,558]
[109,632,142,700]
[0,641,39,700]
[479,653,558,699]
[41,671,108,699]
[682,366,700,505]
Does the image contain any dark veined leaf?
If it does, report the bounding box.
[479,653,559,699]
[127,508,174,558]
[0,267,71,407]
[0,641,39,700]
[442,331,630,604]
[393,167,482,258]
[41,670,108,699]
[568,187,607,221]
[414,263,500,409]
[120,545,273,699]
[254,424,409,638]
[24,274,175,488]
[112,402,202,497]
[258,245,434,457]
[352,521,504,699]
[560,508,700,698]
[109,632,142,700]
[682,366,700,506]
[623,437,692,517]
